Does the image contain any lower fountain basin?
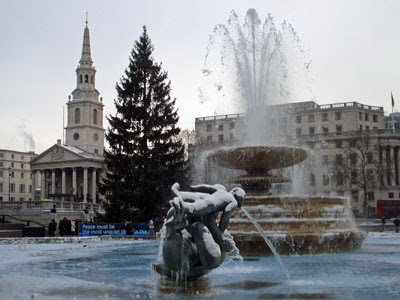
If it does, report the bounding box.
[229,195,366,255]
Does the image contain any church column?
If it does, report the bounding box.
[92,169,97,203]
[51,169,56,195]
[72,168,77,200]
[62,169,66,194]
[40,170,46,200]
[387,146,393,186]
[31,171,36,201]
[83,167,88,203]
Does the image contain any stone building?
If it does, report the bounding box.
[195,101,400,217]
[0,150,37,202]
[31,20,106,204]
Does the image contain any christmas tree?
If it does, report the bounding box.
[100,26,186,222]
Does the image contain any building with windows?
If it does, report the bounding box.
[30,20,106,204]
[0,150,37,202]
[195,101,400,217]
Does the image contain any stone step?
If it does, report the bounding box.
[0,223,25,230]
[0,230,22,238]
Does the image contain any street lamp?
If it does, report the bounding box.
[8,166,11,202]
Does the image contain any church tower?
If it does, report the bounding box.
[65,18,104,156]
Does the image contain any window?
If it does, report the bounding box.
[373,115,378,122]
[94,149,99,154]
[323,174,330,186]
[91,75,93,84]
[80,75,83,83]
[10,183,15,193]
[337,190,344,196]
[367,192,375,201]
[388,192,394,199]
[0,153,4,158]
[218,124,223,131]
[75,108,80,124]
[230,133,234,141]
[19,184,25,193]
[85,74,89,83]
[0,197,2,201]
[351,171,357,184]
[336,140,342,148]
[352,190,359,203]
[335,112,342,120]
[310,173,315,186]
[296,128,302,136]
[93,109,97,125]
[336,172,344,186]
[308,114,315,123]
[29,185,32,193]
[10,197,15,202]
[20,164,23,169]
[322,113,328,121]
[207,136,212,142]
[365,114,369,121]
[359,112,362,120]
[309,127,315,136]
[0,171,2,177]
[19,197,24,201]
[350,153,357,165]
[367,152,373,163]
[322,126,329,136]
[0,183,3,192]
[296,115,302,124]
[11,154,14,159]
[349,139,357,147]
[21,172,24,179]
[11,163,14,168]
[336,154,343,165]
[322,155,329,164]
[0,162,2,167]
[206,124,212,132]
[11,171,14,178]
[336,124,342,135]
[230,123,235,130]
[218,135,224,143]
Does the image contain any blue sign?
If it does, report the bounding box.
[78,223,126,236]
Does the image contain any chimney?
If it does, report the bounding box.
[57,139,61,145]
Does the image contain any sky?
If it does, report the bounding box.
[1,0,400,154]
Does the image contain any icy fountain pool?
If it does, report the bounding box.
[1,233,399,300]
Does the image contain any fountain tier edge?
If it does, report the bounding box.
[229,195,366,256]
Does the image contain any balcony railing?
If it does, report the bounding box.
[0,200,104,213]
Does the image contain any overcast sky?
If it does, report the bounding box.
[1,0,399,153]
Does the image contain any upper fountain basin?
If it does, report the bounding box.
[208,146,308,172]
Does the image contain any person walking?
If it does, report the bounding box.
[148,219,155,235]
[394,217,400,233]
[381,216,386,232]
[48,219,57,237]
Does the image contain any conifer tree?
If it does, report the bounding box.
[100,27,186,222]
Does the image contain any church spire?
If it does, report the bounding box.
[79,13,93,67]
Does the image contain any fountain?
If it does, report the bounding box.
[199,9,366,255]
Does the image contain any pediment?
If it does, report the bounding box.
[31,144,86,165]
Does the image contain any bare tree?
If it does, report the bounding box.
[334,131,382,216]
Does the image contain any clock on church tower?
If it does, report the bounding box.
[65,21,105,156]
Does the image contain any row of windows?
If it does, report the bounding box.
[0,183,32,193]
[0,153,26,160]
[0,162,25,169]
[75,108,98,125]
[0,197,32,202]
[206,134,235,143]
[296,112,378,124]
[296,125,343,136]
[0,170,32,179]
[206,123,235,132]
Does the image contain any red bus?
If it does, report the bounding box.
[376,200,400,218]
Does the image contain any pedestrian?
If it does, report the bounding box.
[48,219,57,237]
[125,221,133,235]
[394,217,400,233]
[149,219,155,235]
[381,216,386,232]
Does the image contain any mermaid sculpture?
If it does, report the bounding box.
[153,183,245,280]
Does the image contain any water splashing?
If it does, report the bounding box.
[241,206,290,280]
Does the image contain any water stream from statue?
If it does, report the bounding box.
[241,207,291,280]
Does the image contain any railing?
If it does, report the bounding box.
[1,214,47,227]
[195,113,246,123]
[297,128,400,140]
[319,102,383,111]
[0,200,104,214]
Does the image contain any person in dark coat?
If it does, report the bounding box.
[394,217,400,233]
[125,221,133,235]
[59,217,67,237]
[381,216,386,232]
[48,219,57,237]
